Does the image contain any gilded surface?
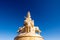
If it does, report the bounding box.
[14,11,44,40]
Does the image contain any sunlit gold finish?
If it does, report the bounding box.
[14,11,44,40]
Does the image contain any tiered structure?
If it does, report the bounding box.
[14,11,44,40]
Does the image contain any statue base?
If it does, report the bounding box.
[14,32,44,40]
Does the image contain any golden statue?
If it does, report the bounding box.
[14,11,44,40]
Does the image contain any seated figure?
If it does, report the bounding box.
[35,27,41,34]
[17,26,25,33]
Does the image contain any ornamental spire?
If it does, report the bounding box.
[24,11,32,22]
[27,11,31,18]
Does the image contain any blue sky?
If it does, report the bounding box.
[0,0,60,40]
